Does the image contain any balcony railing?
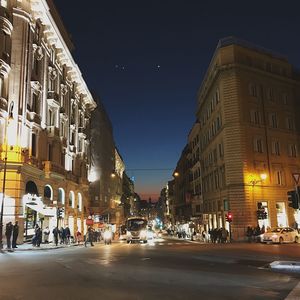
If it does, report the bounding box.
[43,161,65,176]
[47,91,60,103]
[47,126,60,138]
[66,171,78,183]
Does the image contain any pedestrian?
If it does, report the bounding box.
[76,230,82,244]
[43,226,50,243]
[65,226,71,244]
[12,221,19,248]
[5,222,13,250]
[84,227,94,247]
[246,226,253,243]
[52,227,59,246]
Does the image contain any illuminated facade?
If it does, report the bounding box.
[0,0,96,242]
[196,37,300,240]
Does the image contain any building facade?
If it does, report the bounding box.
[0,0,96,242]
[196,37,300,240]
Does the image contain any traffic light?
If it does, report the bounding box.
[287,190,299,209]
[57,208,64,218]
[226,212,233,223]
[256,210,268,220]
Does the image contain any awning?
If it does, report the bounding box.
[26,204,56,217]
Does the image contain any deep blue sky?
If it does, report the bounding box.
[53,0,300,200]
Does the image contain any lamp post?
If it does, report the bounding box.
[0,111,13,249]
[250,173,268,228]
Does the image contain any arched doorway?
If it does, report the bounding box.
[24,181,39,239]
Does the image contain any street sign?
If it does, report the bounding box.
[292,173,300,185]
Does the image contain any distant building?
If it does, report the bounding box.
[89,98,115,220]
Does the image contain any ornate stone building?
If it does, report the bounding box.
[0,0,96,242]
[196,37,300,240]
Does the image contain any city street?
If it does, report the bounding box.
[0,237,299,300]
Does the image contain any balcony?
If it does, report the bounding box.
[47,126,60,138]
[66,171,78,183]
[43,161,65,176]
[47,91,59,103]
[27,111,41,125]
[78,127,87,136]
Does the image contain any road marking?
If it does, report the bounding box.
[141,257,151,261]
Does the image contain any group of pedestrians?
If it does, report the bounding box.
[208,228,229,243]
[246,225,265,242]
[5,221,19,250]
[52,226,73,246]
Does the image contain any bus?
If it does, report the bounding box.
[126,217,148,243]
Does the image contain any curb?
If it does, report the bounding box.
[1,243,81,253]
[285,281,300,300]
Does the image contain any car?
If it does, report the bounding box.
[262,227,299,244]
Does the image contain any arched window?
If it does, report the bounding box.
[44,185,53,200]
[25,181,39,196]
[58,188,65,204]
[69,191,75,208]
[77,193,82,212]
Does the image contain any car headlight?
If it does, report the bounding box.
[127,231,132,237]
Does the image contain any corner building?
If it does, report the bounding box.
[0,0,96,242]
[197,37,300,240]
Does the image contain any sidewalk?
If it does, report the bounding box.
[0,242,82,253]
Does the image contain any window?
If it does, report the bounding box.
[250,110,260,124]
[69,191,75,208]
[0,76,3,97]
[288,144,297,157]
[269,113,278,128]
[32,133,36,157]
[32,93,39,114]
[218,143,224,157]
[267,87,274,101]
[275,170,283,185]
[254,138,263,153]
[282,93,288,105]
[249,83,257,97]
[216,88,220,103]
[271,141,280,156]
[286,117,294,130]
[48,144,52,161]
[196,205,201,213]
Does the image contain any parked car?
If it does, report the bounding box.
[262,227,299,244]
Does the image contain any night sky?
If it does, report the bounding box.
[53,0,300,200]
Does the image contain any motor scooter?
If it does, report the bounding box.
[103,230,112,245]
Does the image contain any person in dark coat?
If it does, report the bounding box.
[5,222,13,250]
[65,226,71,244]
[12,221,19,248]
[52,227,59,246]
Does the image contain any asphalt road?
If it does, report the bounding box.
[0,237,299,300]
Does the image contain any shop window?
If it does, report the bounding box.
[276,202,288,227]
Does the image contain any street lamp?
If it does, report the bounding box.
[0,107,14,249]
[250,173,267,186]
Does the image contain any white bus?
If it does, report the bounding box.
[126,217,148,243]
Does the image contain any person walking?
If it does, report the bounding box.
[43,226,50,243]
[84,227,94,247]
[76,230,82,244]
[12,221,19,248]
[52,227,59,246]
[5,222,13,250]
[65,226,71,244]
